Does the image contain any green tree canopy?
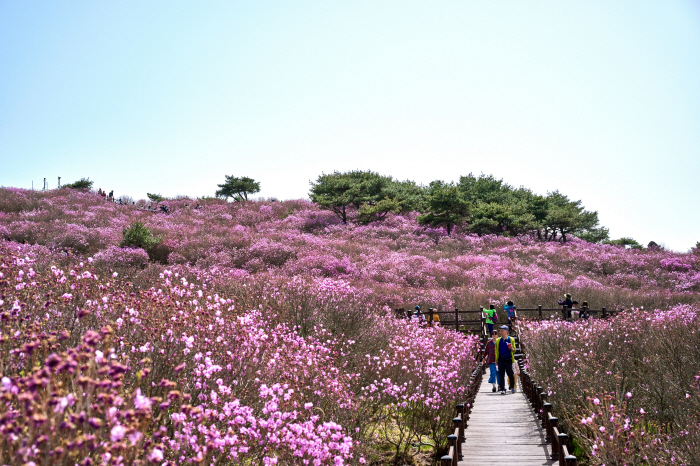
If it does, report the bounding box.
[62,178,93,190]
[309,170,392,224]
[147,193,165,203]
[458,173,515,205]
[357,179,427,224]
[417,184,470,236]
[604,237,643,250]
[216,176,260,201]
[544,191,603,242]
[307,170,611,243]
[120,222,163,260]
[468,201,535,236]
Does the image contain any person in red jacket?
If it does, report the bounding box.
[484,330,499,392]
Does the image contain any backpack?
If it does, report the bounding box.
[492,310,498,322]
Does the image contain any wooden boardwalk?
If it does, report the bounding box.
[458,371,556,465]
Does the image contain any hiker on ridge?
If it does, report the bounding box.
[580,301,590,319]
[558,293,573,320]
[484,304,497,335]
[495,325,517,395]
[411,307,425,325]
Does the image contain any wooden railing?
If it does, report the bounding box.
[515,305,617,320]
[395,305,617,333]
[393,308,484,333]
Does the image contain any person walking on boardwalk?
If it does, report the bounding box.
[495,325,517,395]
[484,304,497,335]
[504,300,516,335]
[484,330,499,392]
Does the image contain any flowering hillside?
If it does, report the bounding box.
[1,187,699,311]
[1,187,699,464]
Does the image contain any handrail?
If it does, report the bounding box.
[395,305,615,323]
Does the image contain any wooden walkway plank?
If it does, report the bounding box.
[458,371,556,465]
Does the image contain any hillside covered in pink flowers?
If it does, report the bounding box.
[1,186,699,465]
[1,187,699,311]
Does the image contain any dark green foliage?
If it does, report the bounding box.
[357,180,427,224]
[458,173,513,205]
[576,227,610,244]
[417,184,470,236]
[62,178,93,190]
[309,170,393,224]
[308,170,609,243]
[357,198,402,224]
[604,237,643,250]
[147,193,165,203]
[216,176,260,201]
[468,201,535,236]
[119,222,163,260]
[544,191,602,242]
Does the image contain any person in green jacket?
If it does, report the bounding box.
[495,325,517,395]
[484,304,497,335]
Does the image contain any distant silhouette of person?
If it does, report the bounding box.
[558,293,573,319]
[580,301,590,319]
[108,190,114,202]
[504,301,516,334]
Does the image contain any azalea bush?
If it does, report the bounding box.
[0,240,479,465]
[520,308,700,465]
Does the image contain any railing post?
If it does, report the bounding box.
[557,433,568,466]
[454,308,459,332]
[564,454,578,466]
[429,308,434,327]
[456,404,465,438]
[543,403,552,441]
[550,418,559,451]
[447,434,458,466]
[538,304,542,319]
[452,418,463,460]
[440,455,452,466]
[602,306,607,318]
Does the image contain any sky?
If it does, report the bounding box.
[1,1,699,251]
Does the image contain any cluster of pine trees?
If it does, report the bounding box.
[309,170,611,243]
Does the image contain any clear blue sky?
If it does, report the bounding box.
[2,1,699,251]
